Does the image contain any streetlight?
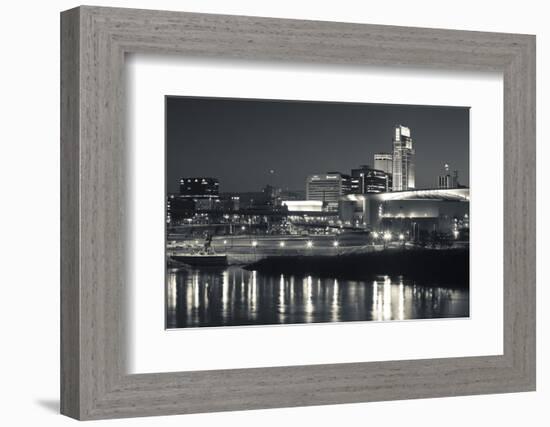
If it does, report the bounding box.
[333,240,339,247]
[252,240,258,261]
[371,231,380,247]
[279,241,285,248]
[398,234,404,240]
[383,232,391,249]
[306,240,313,248]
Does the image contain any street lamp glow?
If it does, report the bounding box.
[333,241,339,247]
[252,240,258,247]
[279,241,285,247]
[398,234,404,240]
[223,240,227,245]
[241,225,246,231]
[383,232,392,241]
[372,231,379,239]
[306,240,313,248]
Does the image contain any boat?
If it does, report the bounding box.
[169,233,228,266]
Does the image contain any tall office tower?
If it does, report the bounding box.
[392,125,415,191]
[373,153,393,191]
[438,164,459,189]
[374,153,393,175]
[306,172,351,210]
[350,165,389,194]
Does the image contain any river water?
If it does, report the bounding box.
[166,265,469,328]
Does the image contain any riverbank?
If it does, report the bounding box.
[244,248,469,287]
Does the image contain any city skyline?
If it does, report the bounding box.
[166,96,470,194]
[165,96,470,329]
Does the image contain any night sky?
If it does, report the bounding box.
[166,96,469,194]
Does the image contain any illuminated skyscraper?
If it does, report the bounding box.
[374,153,393,191]
[392,125,415,191]
[438,163,459,189]
[306,173,351,210]
[350,165,390,194]
[374,153,393,175]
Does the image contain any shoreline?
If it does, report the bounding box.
[244,247,469,288]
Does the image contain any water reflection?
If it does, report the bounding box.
[166,266,469,329]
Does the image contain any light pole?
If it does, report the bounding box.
[333,240,339,255]
[383,232,392,249]
[372,231,379,247]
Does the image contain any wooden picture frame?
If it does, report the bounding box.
[60,5,536,420]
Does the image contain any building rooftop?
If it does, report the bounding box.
[342,187,469,202]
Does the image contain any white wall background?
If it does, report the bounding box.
[0,0,546,425]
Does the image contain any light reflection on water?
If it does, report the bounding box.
[166,266,469,329]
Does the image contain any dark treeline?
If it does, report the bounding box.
[245,248,469,287]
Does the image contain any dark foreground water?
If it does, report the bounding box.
[166,265,469,328]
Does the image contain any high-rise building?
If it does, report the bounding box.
[306,173,351,210]
[374,153,393,191]
[392,125,415,191]
[179,177,220,210]
[438,164,459,189]
[374,153,393,175]
[179,177,219,197]
[351,165,389,194]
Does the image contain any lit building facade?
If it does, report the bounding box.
[339,188,469,237]
[350,165,389,194]
[306,173,351,210]
[179,177,220,210]
[374,153,393,175]
[437,164,459,189]
[282,200,324,213]
[392,125,415,191]
[179,177,219,197]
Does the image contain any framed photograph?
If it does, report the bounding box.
[164,97,471,329]
[61,6,536,420]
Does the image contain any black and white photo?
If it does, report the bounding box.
[165,96,470,328]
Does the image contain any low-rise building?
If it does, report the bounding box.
[339,188,469,238]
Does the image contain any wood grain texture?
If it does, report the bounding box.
[60,6,536,420]
[60,7,80,419]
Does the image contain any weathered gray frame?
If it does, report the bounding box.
[61,5,536,420]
